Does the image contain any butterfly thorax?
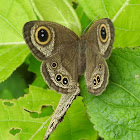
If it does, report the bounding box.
[77,38,86,77]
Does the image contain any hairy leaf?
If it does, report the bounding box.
[80,47,140,140]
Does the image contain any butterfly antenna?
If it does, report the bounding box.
[83,15,100,34]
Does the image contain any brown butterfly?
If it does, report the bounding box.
[23,18,114,139]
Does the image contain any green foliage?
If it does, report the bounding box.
[0,0,36,82]
[77,0,140,48]
[0,67,27,99]
[80,47,140,140]
[0,0,139,139]
[31,0,81,36]
[0,86,97,140]
[0,86,60,139]
[49,96,97,140]
[27,54,47,88]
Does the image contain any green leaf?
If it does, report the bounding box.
[48,97,98,140]
[77,0,140,47]
[0,44,29,82]
[0,85,97,139]
[75,2,92,32]
[27,54,47,88]
[0,85,60,140]
[80,47,140,140]
[0,0,81,83]
[0,0,36,43]
[0,68,27,99]
[31,0,81,36]
[0,0,37,82]
[67,0,91,32]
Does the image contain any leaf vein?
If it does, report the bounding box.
[112,0,130,22]
[30,0,44,20]
[0,41,25,46]
[115,27,135,32]
[63,0,81,32]
[0,47,28,72]
[101,0,109,18]
[0,14,22,37]
[97,110,140,132]
[29,117,51,140]
[99,91,140,109]
[111,81,140,103]
[50,0,68,27]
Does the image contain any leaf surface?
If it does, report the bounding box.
[80,47,140,140]
[77,0,140,47]
[0,0,36,82]
[0,85,97,140]
[0,44,29,82]
[31,0,81,36]
[0,0,81,82]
